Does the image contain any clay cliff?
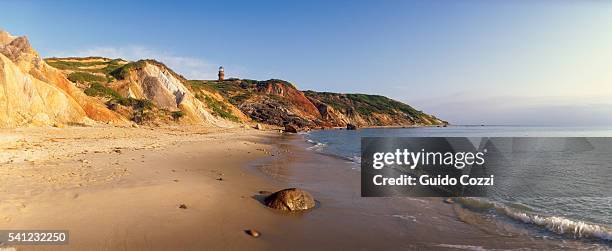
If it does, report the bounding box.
[0,30,127,127]
[193,79,446,129]
[188,79,324,128]
[44,56,446,129]
[304,91,444,127]
[108,60,239,127]
[0,29,445,129]
[45,56,245,126]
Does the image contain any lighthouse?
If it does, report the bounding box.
[218,66,225,81]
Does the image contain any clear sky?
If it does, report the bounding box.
[2,0,612,126]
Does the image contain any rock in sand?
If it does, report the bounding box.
[284,124,298,133]
[245,229,260,238]
[264,188,315,212]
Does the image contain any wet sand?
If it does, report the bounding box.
[252,135,588,250]
[0,126,598,250]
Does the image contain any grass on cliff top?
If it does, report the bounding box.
[68,72,108,84]
[46,58,126,75]
[304,91,425,118]
[187,79,298,106]
[110,60,187,82]
[187,80,250,105]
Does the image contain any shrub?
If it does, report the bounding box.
[68,72,107,83]
[171,111,185,121]
[202,95,239,122]
[84,83,122,99]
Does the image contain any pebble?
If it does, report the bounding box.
[245,229,260,238]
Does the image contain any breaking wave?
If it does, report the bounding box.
[306,139,327,151]
[456,197,612,242]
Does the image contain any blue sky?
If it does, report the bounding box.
[2,0,612,125]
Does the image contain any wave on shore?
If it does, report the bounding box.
[305,137,362,164]
[456,197,612,242]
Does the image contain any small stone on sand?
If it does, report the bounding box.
[245,229,260,238]
[178,204,187,209]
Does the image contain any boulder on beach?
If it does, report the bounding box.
[254,123,264,130]
[284,124,299,133]
[346,123,358,130]
[264,188,315,211]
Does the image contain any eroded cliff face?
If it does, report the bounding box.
[304,91,446,127]
[109,60,240,127]
[197,79,327,128]
[200,79,446,129]
[0,30,127,127]
[0,53,89,127]
[42,57,247,127]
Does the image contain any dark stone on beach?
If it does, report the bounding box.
[443,198,454,204]
[245,229,260,238]
[264,188,315,212]
[178,204,188,209]
[346,123,358,130]
[216,177,223,181]
[284,124,299,133]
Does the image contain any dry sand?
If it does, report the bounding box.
[0,125,286,250]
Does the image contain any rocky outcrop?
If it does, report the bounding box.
[264,188,316,212]
[219,79,324,128]
[202,78,446,129]
[284,124,299,133]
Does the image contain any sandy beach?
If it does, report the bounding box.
[0,126,285,250]
[0,126,601,250]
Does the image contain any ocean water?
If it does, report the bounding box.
[304,126,612,243]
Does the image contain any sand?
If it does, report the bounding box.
[0,126,286,250]
[0,126,598,250]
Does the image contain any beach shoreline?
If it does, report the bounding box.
[0,126,603,250]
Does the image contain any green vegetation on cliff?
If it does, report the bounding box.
[46,57,126,75]
[84,82,122,99]
[187,81,240,122]
[46,56,444,128]
[303,91,423,117]
[110,60,187,82]
[68,72,108,83]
